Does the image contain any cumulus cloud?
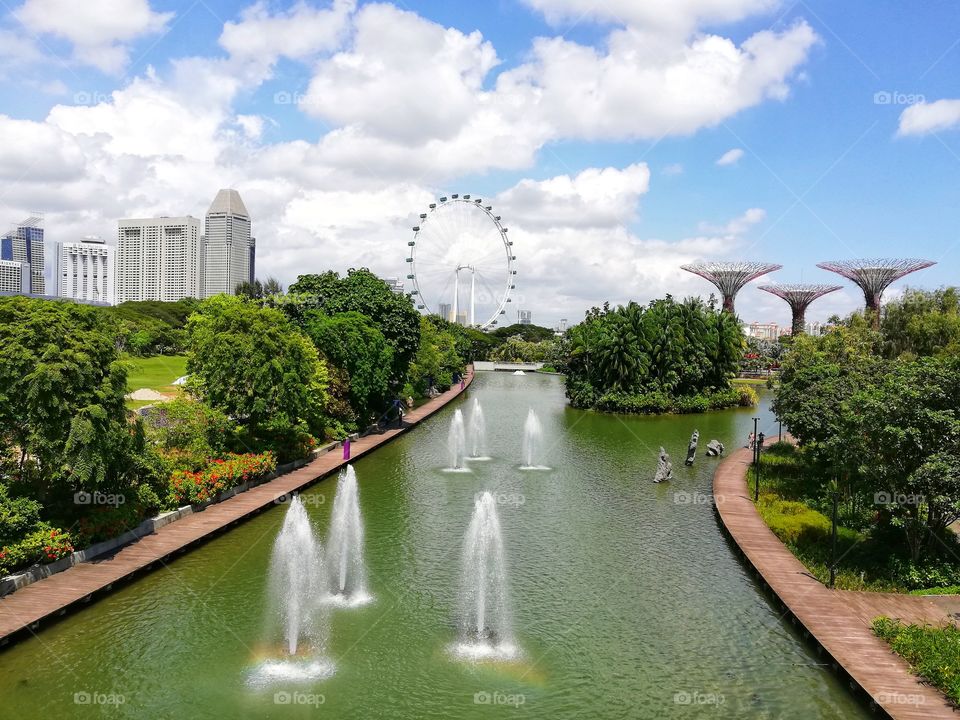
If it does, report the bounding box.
[495,164,650,230]
[16,0,173,73]
[303,3,499,144]
[219,0,355,67]
[897,99,960,136]
[716,147,744,165]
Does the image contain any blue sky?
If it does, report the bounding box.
[0,0,957,327]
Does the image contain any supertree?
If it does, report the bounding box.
[816,258,936,327]
[757,284,843,335]
[680,261,782,315]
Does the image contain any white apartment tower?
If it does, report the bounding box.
[202,189,254,297]
[57,237,116,305]
[116,216,202,302]
[0,260,29,294]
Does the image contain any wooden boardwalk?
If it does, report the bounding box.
[0,370,474,649]
[714,446,959,719]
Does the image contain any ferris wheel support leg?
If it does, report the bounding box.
[470,270,476,327]
[452,268,459,324]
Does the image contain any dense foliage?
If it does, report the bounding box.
[771,289,960,581]
[564,297,746,412]
[303,311,393,424]
[0,272,479,577]
[186,295,329,461]
[104,298,197,356]
[288,269,421,390]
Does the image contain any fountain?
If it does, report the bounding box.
[324,466,370,606]
[446,408,468,471]
[453,492,518,660]
[248,496,333,685]
[520,408,548,470]
[466,398,490,461]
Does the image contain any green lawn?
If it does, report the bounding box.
[124,355,188,394]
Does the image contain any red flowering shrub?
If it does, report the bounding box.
[0,525,74,575]
[167,452,276,507]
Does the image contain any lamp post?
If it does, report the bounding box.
[828,473,839,589]
[754,432,765,502]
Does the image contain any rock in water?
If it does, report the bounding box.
[706,440,725,457]
[684,430,699,466]
[653,447,673,483]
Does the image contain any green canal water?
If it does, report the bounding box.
[0,372,869,719]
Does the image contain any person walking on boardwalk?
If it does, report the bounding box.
[747,431,755,449]
[392,398,405,428]
[342,436,351,460]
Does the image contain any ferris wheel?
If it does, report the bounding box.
[405,194,516,329]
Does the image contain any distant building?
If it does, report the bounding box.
[743,322,787,342]
[559,319,568,332]
[116,216,203,302]
[804,321,833,337]
[0,259,29,294]
[1,215,45,294]
[439,303,452,321]
[384,277,404,294]
[518,310,532,325]
[202,189,253,297]
[57,237,116,305]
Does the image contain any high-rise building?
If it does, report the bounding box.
[439,303,452,321]
[1,215,45,294]
[116,216,202,302]
[57,237,116,305]
[518,310,532,325]
[0,260,29,294]
[202,189,253,297]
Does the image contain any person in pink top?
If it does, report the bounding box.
[342,437,351,460]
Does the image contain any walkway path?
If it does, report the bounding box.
[714,446,959,719]
[0,369,474,649]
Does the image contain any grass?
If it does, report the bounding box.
[124,355,188,393]
[732,377,771,386]
[872,617,960,705]
[123,355,188,409]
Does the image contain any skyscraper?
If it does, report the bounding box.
[202,189,253,297]
[57,237,116,305]
[1,215,45,294]
[518,310,532,325]
[116,216,202,302]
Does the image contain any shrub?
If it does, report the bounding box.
[872,617,960,704]
[736,385,759,407]
[0,484,43,547]
[0,525,74,576]
[168,452,277,507]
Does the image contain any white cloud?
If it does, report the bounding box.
[16,0,173,73]
[523,0,780,34]
[716,147,745,165]
[662,163,684,176]
[303,3,499,145]
[219,0,355,67]
[496,164,650,230]
[897,99,960,136]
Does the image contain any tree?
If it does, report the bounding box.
[288,269,420,389]
[186,295,329,460]
[852,356,960,562]
[772,323,883,454]
[303,311,393,423]
[407,316,463,394]
[0,297,134,502]
[881,287,960,359]
[491,323,555,342]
